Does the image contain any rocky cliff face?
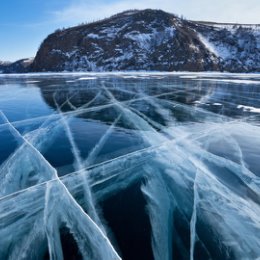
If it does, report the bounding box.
[7,9,260,73]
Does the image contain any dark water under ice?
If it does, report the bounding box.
[0,72,259,260]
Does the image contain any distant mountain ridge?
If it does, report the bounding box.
[0,58,33,73]
[1,9,260,73]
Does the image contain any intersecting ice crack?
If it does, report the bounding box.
[0,76,260,260]
[53,92,108,232]
[99,84,260,260]
[190,162,200,260]
[0,111,121,260]
[0,89,182,130]
[84,114,122,167]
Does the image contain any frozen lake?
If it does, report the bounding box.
[0,72,259,260]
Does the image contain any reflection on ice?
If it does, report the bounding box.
[0,73,259,260]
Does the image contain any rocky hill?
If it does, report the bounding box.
[3,9,260,73]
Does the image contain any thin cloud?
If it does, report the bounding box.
[50,0,178,25]
[50,0,260,25]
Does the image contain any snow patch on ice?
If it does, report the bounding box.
[179,75,198,79]
[78,77,97,80]
[194,78,260,84]
[237,105,260,113]
[25,81,40,84]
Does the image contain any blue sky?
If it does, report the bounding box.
[1,0,259,61]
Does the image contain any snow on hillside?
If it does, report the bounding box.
[193,21,260,72]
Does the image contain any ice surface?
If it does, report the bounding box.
[0,73,259,260]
